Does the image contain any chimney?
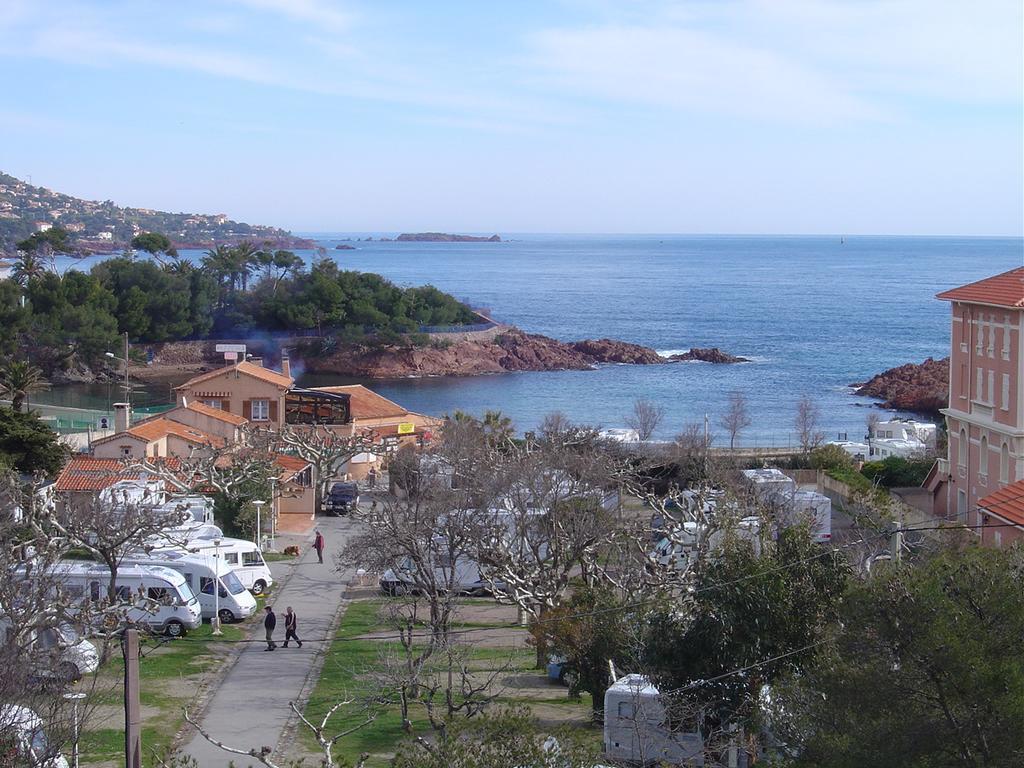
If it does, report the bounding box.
[114,402,132,434]
[281,352,291,380]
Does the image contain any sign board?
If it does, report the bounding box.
[224,351,238,362]
[397,422,415,435]
[215,344,247,354]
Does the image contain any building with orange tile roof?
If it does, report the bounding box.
[976,480,1024,547]
[91,417,224,461]
[925,268,1024,545]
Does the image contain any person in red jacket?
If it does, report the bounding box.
[313,530,325,564]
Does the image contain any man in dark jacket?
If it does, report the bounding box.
[313,530,325,564]
[283,606,302,648]
[264,605,277,651]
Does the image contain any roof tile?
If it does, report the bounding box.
[978,480,1024,527]
[936,267,1024,309]
[176,360,293,391]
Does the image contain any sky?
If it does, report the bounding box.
[1,0,1021,236]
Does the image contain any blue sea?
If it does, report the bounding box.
[55,235,1023,445]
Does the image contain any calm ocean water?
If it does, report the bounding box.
[53,235,1023,444]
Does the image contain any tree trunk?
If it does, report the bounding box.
[534,605,547,669]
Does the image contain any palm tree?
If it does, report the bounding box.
[0,360,50,411]
[233,241,259,292]
[482,410,515,446]
[11,251,49,286]
[201,245,236,306]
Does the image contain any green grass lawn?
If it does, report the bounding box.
[302,599,592,768]
[79,622,246,767]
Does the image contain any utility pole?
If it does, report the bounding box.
[704,412,710,477]
[123,629,142,768]
[124,331,130,407]
[889,521,903,564]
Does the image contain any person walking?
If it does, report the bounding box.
[313,530,325,564]
[283,606,302,648]
[263,605,277,651]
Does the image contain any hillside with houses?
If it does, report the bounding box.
[0,172,311,254]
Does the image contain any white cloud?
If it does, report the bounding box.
[227,0,352,31]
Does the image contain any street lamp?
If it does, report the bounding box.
[252,500,266,548]
[63,691,86,768]
[211,537,223,636]
[104,331,131,406]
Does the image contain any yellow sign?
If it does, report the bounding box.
[397,422,415,435]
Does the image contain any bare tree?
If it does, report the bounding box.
[719,391,752,451]
[473,439,621,668]
[794,396,825,454]
[866,410,881,442]
[626,399,666,442]
[43,485,189,604]
[184,697,376,768]
[276,424,380,510]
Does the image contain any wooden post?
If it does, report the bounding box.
[123,629,142,768]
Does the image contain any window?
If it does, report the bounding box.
[242,551,264,567]
[618,702,635,718]
[65,584,84,600]
[994,530,1003,548]
[1003,316,1012,359]
[147,586,171,603]
[89,581,101,602]
[203,399,221,409]
[121,446,132,457]
[980,436,988,477]
[988,371,995,404]
[1002,443,1010,484]
[200,576,227,598]
[223,552,239,565]
[987,314,995,357]
[976,367,983,399]
[959,363,968,398]
[251,399,270,421]
[1002,374,1010,410]
[958,429,968,468]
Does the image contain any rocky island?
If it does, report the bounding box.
[669,347,750,363]
[396,232,502,242]
[853,357,949,416]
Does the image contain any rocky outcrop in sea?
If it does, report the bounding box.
[669,347,750,363]
[853,357,949,415]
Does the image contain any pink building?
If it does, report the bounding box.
[926,267,1024,545]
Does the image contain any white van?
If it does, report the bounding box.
[179,538,274,595]
[604,675,704,766]
[767,489,832,544]
[122,551,257,623]
[0,615,98,684]
[52,562,202,637]
[380,553,497,597]
[0,706,69,768]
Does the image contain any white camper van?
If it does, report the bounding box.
[604,674,704,766]
[379,553,497,597]
[0,616,98,684]
[180,538,274,595]
[741,469,831,544]
[122,551,257,623]
[0,706,69,768]
[52,562,202,637]
[741,468,796,499]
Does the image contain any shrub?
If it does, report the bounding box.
[861,456,933,488]
[809,444,854,471]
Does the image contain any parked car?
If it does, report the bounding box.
[322,482,359,516]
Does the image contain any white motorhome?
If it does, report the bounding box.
[871,419,937,449]
[380,552,497,597]
[604,674,704,766]
[122,551,256,623]
[741,470,831,544]
[51,562,202,637]
[828,440,870,461]
[741,468,796,499]
[0,705,69,768]
[0,617,98,684]
[178,537,274,595]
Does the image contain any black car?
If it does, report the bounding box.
[322,481,359,515]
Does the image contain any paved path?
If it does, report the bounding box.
[182,514,361,767]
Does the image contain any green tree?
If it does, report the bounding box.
[0,360,50,411]
[16,226,72,255]
[540,583,643,716]
[131,231,178,267]
[778,545,1024,768]
[0,407,68,476]
[642,527,848,733]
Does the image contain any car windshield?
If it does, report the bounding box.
[58,625,80,645]
[176,582,199,606]
[221,571,246,595]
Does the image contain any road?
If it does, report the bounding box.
[181,514,360,767]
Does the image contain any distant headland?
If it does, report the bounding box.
[396,233,502,242]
